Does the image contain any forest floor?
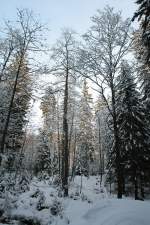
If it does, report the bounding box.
[0,176,150,225]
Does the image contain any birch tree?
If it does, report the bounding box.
[79,6,132,198]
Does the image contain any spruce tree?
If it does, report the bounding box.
[76,80,94,176]
[133,27,150,129]
[35,130,52,178]
[133,0,150,63]
[0,57,31,171]
[39,87,58,176]
[116,61,150,199]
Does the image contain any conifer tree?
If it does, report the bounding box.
[132,0,150,63]
[116,61,150,199]
[76,80,94,176]
[0,56,32,171]
[40,86,58,176]
[133,27,150,128]
[35,130,51,178]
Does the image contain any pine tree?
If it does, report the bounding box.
[76,80,94,176]
[116,61,150,199]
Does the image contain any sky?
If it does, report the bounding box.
[0,0,138,132]
[0,0,137,44]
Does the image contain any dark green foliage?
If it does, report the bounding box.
[133,0,150,62]
[34,130,52,177]
[115,61,150,199]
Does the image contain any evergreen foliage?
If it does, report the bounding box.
[76,80,94,176]
[115,61,150,199]
[133,0,150,62]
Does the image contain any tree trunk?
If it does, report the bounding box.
[0,55,23,155]
[71,131,77,181]
[111,81,122,199]
[57,113,61,178]
[140,174,145,200]
[97,115,103,186]
[134,172,138,200]
[68,112,74,171]
[62,64,69,197]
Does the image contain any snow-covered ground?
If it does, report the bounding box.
[0,176,150,225]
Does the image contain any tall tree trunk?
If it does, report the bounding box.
[111,81,122,199]
[68,112,74,171]
[98,115,103,186]
[0,55,23,155]
[140,173,144,200]
[57,112,61,178]
[71,131,76,181]
[134,170,138,200]
[62,64,69,197]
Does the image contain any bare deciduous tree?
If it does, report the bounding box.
[0,9,45,155]
[51,29,78,196]
[78,6,132,198]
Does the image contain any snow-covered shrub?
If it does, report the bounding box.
[30,188,41,198]
[52,175,61,187]
[69,191,80,200]
[81,192,88,201]
[0,173,16,197]
[74,190,80,200]
[50,198,63,216]
[15,215,41,225]
[57,188,63,198]
[0,191,17,219]
[69,192,74,199]
[16,173,30,193]
[36,171,50,181]
[0,178,7,197]
[36,191,47,211]
[0,154,8,169]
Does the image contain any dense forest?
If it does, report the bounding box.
[0,0,150,225]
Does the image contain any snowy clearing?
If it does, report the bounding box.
[0,176,150,225]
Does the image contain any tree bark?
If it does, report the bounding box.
[140,174,145,200]
[134,171,138,200]
[62,62,69,197]
[111,80,122,199]
[0,54,24,154]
